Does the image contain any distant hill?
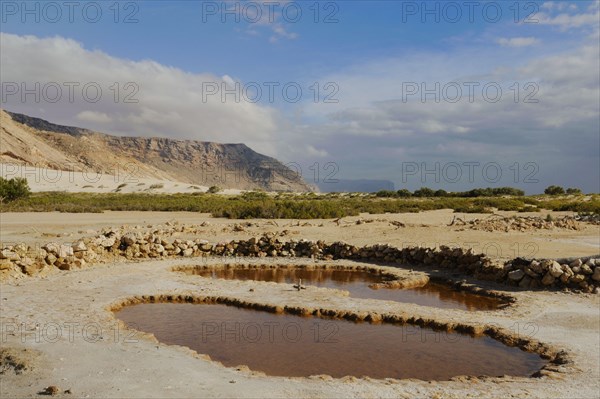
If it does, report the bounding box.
[0,110,314,192]
[317,179,395,193]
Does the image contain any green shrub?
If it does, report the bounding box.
[241,191,268,201]
[207,185,221,194]
[413,187,435,197]
[544,185,565,195]
[375,190,397,198]
[0,177,31,202]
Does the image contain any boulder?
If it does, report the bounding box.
[580,264,593,275]
[560,265,574,283]
[0,249,20,261]
[586,258,599,267]
[529,260,544,274]
[13,243,29,257]
[21,260,44,276]
[548,261,564,278]
[508,269,525,281]
[519,276,532,289]
[121,233,137,246]
[99,237,117,248]
[592,267,600,282]
[570,274,586,284]
[0,260,13,270]
[43,242,61,254]
[541,272,555,286]
[58,245,73,258]
[72,241,87,252]
[524,266,540,278]
[45,254,57,266]
[570,258,582,268]
[540,259,555,272]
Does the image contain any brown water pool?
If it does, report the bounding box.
[181,267,503,311]
[115,303,546,380]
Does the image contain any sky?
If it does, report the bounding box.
[1,0,599,193]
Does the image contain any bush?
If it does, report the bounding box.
[566,188,582,195]
[460,187,525,197]
[396,189,412,197]
[375,190,397,198]
[0,177,31,202]
[413,187,436,197]
[544,185,565,195]
[241,191,268,201]
[207,186,222,194]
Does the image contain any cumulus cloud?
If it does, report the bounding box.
[76,111,112,123]
[0,33,280,154]
[292,30,599,192]
[496,37,540,47]
[269,23,299,43]
[537,1,600,30]
[233,0,299,43]
[306,145,328,157]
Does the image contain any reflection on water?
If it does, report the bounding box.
[183,267,502,311]
[116,303,545,380]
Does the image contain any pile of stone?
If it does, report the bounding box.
[451,215,581,232]
[1,228,598,293]
[503,257,600,291]
[575,213,600,225]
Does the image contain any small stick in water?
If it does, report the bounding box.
[293,278,306,291]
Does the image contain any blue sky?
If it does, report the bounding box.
[1,1,599,192]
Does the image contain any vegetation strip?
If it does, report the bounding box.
[1,191,599,217]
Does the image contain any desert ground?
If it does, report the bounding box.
[1,210,599,398]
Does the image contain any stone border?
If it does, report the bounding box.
[108,294,572,382]
[2,230,599,292]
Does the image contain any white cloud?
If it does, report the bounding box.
[288,31,599,192]
[269,23,298,43]
[496,37,540,47]
[541,2,578,12]
[76,111,112,123]
[0,33,280,155]
[238,0,299,43]
[306,145,328,157]
[537,1,600,30]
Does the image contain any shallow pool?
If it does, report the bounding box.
[182,267,503,311]
[115,303,546,380]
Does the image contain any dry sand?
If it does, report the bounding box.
[1,210,598,260]
[1,211,599,398]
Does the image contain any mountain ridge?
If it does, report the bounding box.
[0,110,314,192]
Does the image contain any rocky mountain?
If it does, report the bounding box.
[0,110,314,192]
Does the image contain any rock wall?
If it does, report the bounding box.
[1,229,598,293]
